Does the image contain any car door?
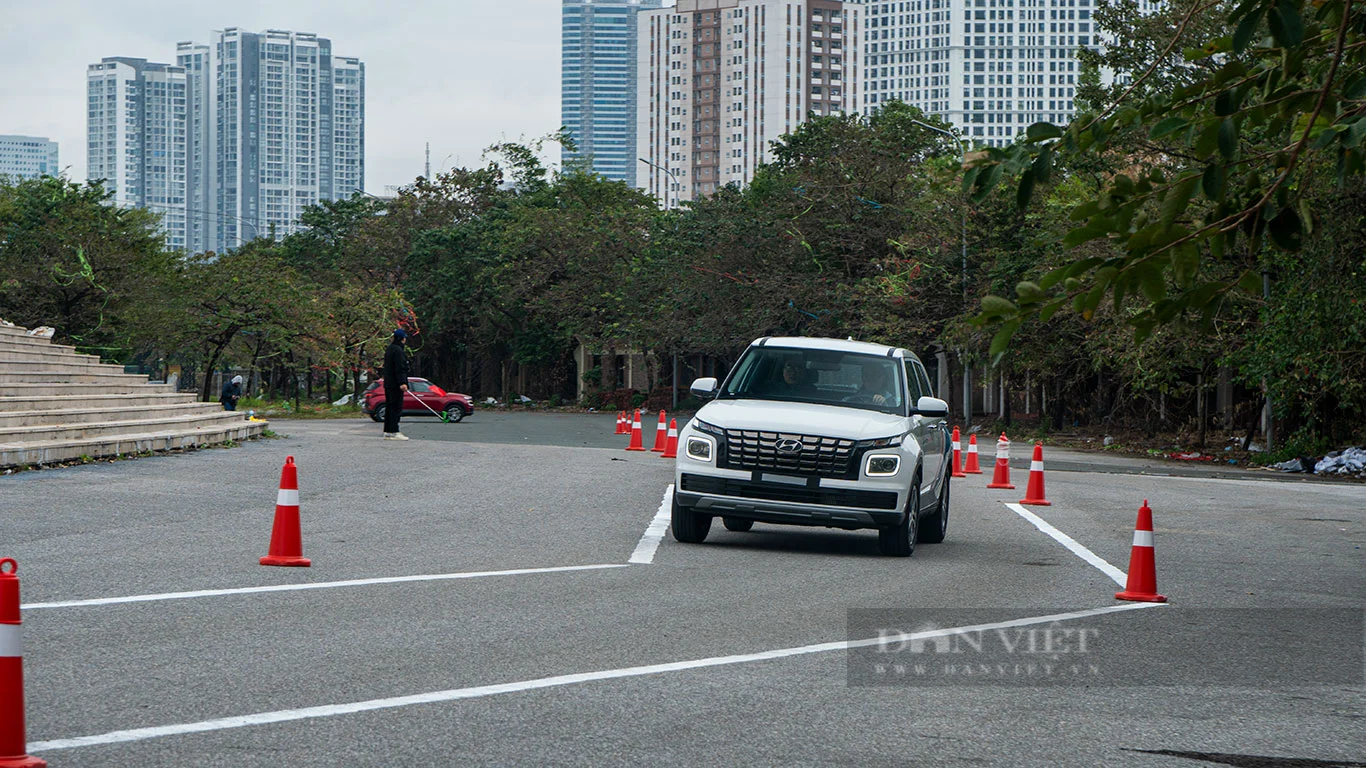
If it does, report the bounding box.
[903,359,942,508]
[404,379,430,413]
[914,359,947,489]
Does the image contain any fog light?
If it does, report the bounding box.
[686,437,713,461]
[866,455,900,476]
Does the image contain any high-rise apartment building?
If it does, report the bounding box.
[637,0,862,204]
[86,58,190,250]
[0,136,60,181]
[861,0,1102,147]
[88,29,365,254]
[176,42,216,255]
[212,28,366,251]
[562,0,665,186]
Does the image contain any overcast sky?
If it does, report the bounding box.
[0,0,565,192]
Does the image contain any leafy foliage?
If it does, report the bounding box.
[968,0,1366,352]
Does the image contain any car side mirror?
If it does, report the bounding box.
[914,396,950,418]
[690,377,719,400]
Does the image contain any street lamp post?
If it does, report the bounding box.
[639,157,683,408]
[910,119,972,424]
[639,157,680,210]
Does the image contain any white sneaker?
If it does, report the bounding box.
[390,432,409,441]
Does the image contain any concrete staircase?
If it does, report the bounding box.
[0,323,267,469]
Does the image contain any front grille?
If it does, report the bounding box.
[719,429,858,479]
[681,473,898,511]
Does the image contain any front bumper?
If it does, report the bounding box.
[675,470,907,530]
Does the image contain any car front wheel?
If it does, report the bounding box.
[671,491,712,543]
[918,464,950,544]
[444,403,464,423]
[878,478,920,557]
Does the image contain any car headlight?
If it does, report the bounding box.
[692,418,724,437]
[685,436,714,462]
[865,454,901,476]
[856,434,905,449]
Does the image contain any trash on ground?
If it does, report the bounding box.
[1314,447,1366,478]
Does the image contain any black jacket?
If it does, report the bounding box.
[383,341,409,389]
[220,380,241,405]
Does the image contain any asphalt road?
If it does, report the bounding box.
[2,412,1362,767]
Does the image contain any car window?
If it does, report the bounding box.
[719,347,903,414]
[903,360,925,403]
[409,380,431,393]
[914,361,934,400]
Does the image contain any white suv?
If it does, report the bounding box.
[672,337,952,556]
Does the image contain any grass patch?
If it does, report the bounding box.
[238,396,364,420]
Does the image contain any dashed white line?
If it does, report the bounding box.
[28,602,1162,753]
[1004,502,1128,587]
[628,484,673,564]
[22,564,629,611]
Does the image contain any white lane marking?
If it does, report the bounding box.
[22,564,628,611]
[628,484,673,565]
[1004,502,1129,587]
[28,602,1162,753]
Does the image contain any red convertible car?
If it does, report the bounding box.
[361,377,474,423]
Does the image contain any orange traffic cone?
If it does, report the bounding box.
[625,410,646,451]
[963,433,983,474]
[615,411,626,434]
[987,433,1015,489]
[1019,442,1051,506]
[261,456,311,567]
[1116,500,1167,603]
[661,419,679,458]
[0,559,46,768]
[651,410,668,452]
[950,426,966,478]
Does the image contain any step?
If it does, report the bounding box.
[0,357,127,376]
[0,323,45,338]
[0,420,269,469]
[0,393,199,412]
[0,371,156,385]
[0,360,130,377]
[0,382,177,398]
[0,401,227,429]
[0,335,75,354]
[0,411,254,444]
[0,345,106,365]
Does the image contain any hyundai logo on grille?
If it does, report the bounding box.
[775,438,804,454]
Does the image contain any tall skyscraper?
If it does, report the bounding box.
[176,42,216,255]
[562,0,665,186]
[86,58,190,250]
[636,0,863,204]
[861,0,1101,147]
[211,28,366,251]
[0,135,59,180]
[88,29,365,254]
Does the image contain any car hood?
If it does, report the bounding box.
[695,399,907,441]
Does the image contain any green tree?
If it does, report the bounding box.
[970,0,1366,350]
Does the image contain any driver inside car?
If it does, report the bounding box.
[860,363,897,406]
[771,359,816,397]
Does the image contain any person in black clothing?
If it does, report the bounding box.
[220,375,243,411]
[382,329,411,440]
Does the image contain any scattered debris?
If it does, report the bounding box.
[1314,447,1366,478]
[332,394,353,406]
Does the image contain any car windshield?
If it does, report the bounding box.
[718,347,905,414]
